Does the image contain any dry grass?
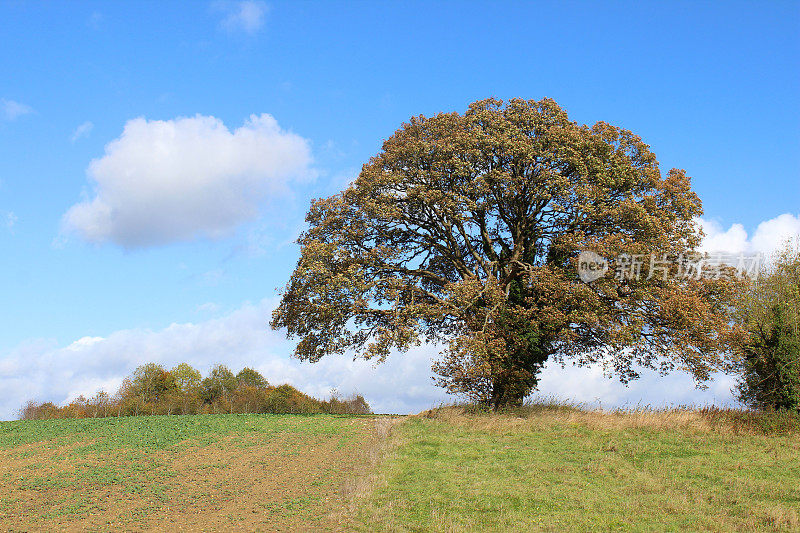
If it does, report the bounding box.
[338,417,405,516]
[420,401,800,435]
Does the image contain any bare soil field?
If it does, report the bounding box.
[0,414,390,531]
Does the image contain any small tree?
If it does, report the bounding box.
[171,363,202,393]
[88,391,112,417]
[236,367,269,389]
[126,363,177,403]
[734,242,800,411]
[200,364,238,403]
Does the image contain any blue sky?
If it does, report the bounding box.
[1,1,798,419]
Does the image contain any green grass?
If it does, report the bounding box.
[0,412,360,451]
[359,407,800,532]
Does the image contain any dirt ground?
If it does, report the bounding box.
[0,416,395,532]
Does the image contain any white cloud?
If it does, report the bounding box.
[70,121,94,142]
[217,1,268,35]
[0,299,737,421]
[750,213,800,255]
[61,114,313,248]
[1,99,33,120]
[535,363,736,409]
[698,213,800,255]
[0,300,443,420]
[697,219,748,254]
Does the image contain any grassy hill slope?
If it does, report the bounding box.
[360,407,800,532]
[1,407,798,532]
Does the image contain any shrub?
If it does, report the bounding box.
[18,401,60,420]
[734,242,800,412]
[119,396,147,417]
[261,385,319,414]
[18,363,372,418]
[322,394,372,414]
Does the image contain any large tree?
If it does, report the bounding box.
[271,98,738,409]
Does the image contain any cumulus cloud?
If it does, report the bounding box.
[0,300,443,420]
[217,1,268,34]
[698,213,800,255]
[535,362,736,409]
[70,121,94,142]
[749,214,800,255]
[61,114,313,248]
[0,299,737,421]
[1,98,33,120]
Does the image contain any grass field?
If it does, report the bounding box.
[360,407,800,532]
[1,408,798,532]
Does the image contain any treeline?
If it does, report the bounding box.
[19,363,371,419]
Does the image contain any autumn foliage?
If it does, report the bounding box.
[19,363,371,419]
[272,97,740,409]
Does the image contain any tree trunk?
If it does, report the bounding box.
[490,373,526,411]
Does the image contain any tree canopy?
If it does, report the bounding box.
[271,98,739,408]
[199,364,238,403]
[236,367,270,389]
[171,363,202,393]
[123,363,176,403]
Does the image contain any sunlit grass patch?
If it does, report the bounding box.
[359,405,800,532]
